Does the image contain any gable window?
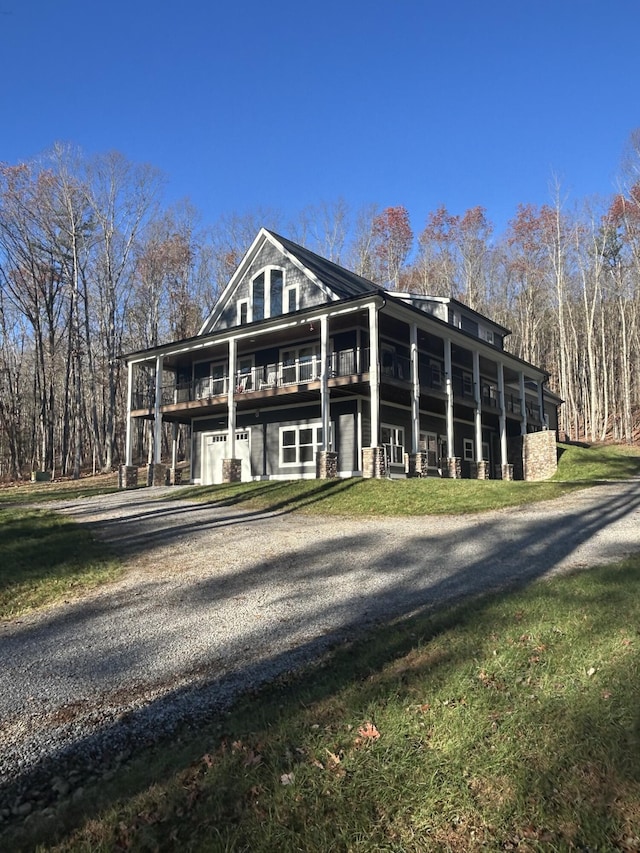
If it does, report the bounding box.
[280,423,328,466]
[248,267,285,321]
[238,299,249,325]
[284,282,299,313]
[252,273,265,322]
[270,269,283,315]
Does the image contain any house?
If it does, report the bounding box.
[120,228,560,487]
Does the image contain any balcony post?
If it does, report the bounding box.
[320,315,330,449]
[497,362,507,463]
[444,338,454,459]
[368,303,380,448]
[519,371,528,435]
[473,350,482,463]
[228,337,237,459]
[125,359,133,467]
[538,380,545,426]
[153,355,163,463]
[410,323,420,454]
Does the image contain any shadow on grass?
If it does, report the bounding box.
[0,508,119,617]
[3,479,640,848]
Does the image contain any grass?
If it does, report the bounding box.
[0,472,121,506]
[0,507,122,620]
[177,441,640,517]
[10,554,640,852]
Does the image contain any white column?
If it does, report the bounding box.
[125,360,133,466]
[497,362,507,467]
[368,303,380,447]
[444,338,454,458]
[519,371,528,435]
[153,355,163,463]
[538,380,545,426]
[410,323,420,454]
[228,338,237,458]
[171,422,178,470]
[473,350,482,462]
[320,315,330,449]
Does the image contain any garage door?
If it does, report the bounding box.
[201,430,251,485]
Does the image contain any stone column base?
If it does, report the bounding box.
[474,460,490,480]
[362,446,386,479]
[222,458,242,483]
[316,450,339,479]
[407,451,429,478]
[167,467,182,485]
[147,463,167,487]
[446,457,462,479]
[501,463,514,481]
[119,465,138,489]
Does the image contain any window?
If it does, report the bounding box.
[271,269,283,315]
[280,423,327,466]
[252,273,265,322]
[463,438,474,461]
[238,299,249,325]
[381,425,405,465]
[419,432,439,469]
[284,283,298,313]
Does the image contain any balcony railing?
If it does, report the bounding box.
[481,383,500,409]
[148,347,372,409]
[381,353,411,382]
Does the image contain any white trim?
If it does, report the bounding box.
[279,422,329,467]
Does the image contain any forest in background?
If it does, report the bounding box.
[1,134,639,480]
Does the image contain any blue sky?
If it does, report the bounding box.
[1,0,639,238]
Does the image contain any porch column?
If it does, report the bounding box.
[519,371,528,435]
[153,355,163,463]
[497,363,507,464]
[497,363,511,480]
[410,323,420,453]
[320,315,330,447]
[368,303,380,448]
[538,379,545,426]
[228,337,237,459]
[472,350,482,461]
[125,360,133,467]
[444,338,454,458]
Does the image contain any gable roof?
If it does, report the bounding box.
[268,231,384,300]
[199,228,383,335]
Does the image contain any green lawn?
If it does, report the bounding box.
[14,554,640,852]
[0,507,121,620]
[177,441,640,517]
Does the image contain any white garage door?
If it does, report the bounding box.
[201,430,251,485]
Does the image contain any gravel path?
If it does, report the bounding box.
[2,479,640,826]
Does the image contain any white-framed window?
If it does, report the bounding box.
[237,298,249,325]
[250,267,285,320]
[482,441,490,462]
[381,424,405,465]
[463,438,474,461]
[279,423,328,466]
[284,282,299,313]
[419,432,439,469]
[252,273,265,322]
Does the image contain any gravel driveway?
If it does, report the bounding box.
[2,479,640,824]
